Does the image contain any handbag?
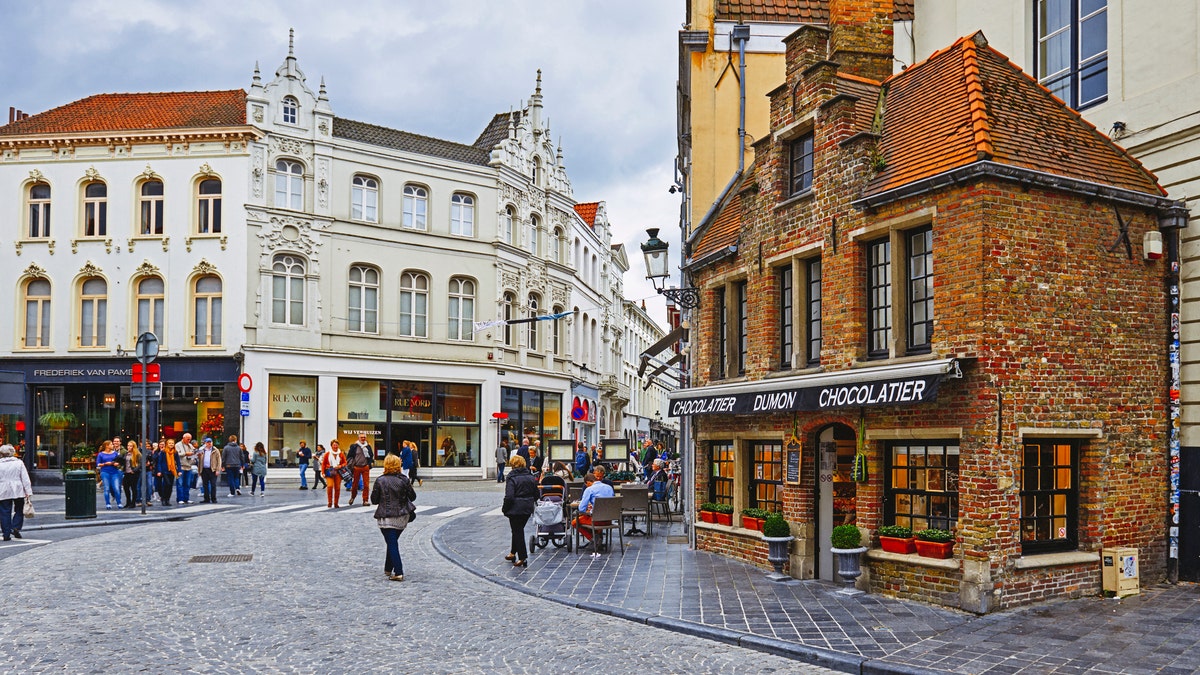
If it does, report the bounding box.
[23,498,35,518]
[405,499,417,522]
[324,466,336,478]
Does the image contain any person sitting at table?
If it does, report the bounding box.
[572,473,614,558]
[592,464,614,489]
[647,459,669,501]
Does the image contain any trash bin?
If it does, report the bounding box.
[65,469,98,520]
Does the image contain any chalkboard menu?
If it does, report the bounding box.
[786,439,801,484]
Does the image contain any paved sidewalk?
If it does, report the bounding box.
[435,513,1200,674]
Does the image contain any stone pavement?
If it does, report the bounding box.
[435,503,1200,674]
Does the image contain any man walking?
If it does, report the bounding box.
[175,433,196,504]
[198,437,222,503]
[347,434,374,506]
[222,434,242,496]
[296,440,311,490]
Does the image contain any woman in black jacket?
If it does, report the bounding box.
[370,454,418,581]
[502,454,539,567]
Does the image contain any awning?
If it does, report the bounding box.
[667,358,962,417]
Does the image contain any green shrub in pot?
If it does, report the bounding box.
[878,525,913,539]
[713,503,734,515]
[761,513,791,538]
[831,523,863,549]
[915,528,953,543]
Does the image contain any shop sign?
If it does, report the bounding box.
[268,375,317,420]
[668,374,945,417]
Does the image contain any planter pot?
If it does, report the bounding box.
[879,536,917,554]
[715,512,733,526]
[741,515,762,531]
[915,539,955,559]
[762,535,794,580]
[699,510,716,524]
[830,546,869,594]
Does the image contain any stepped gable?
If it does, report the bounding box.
[0,90,246,135]
[714,0,913,23]
[333,117,490,166]
[866,32,1163,198]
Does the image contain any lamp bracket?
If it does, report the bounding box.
[659,287,701,309]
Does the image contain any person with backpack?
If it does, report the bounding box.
[370,454,417,582]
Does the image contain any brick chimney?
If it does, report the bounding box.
[828,0,894,83]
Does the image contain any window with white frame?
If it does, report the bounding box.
[82,182,107,237]
[197,179,222,234]
[533,156,544,187]
[282,96,299,125]
[450,193,474,236]
[271,255,306,326]
[193,275,222,346]
[502,292,515,346]
[448,277,475,341]
[27,183,50,238]
[22,278,51,348]
[528,215,540,255]
[399,271,428,337]
[502,205,515,244]
[351,175,378,222]
[348,265,379,333]
[551,227,563,264]
[136,276,164,343]
[77,277,107,348]
[403,185,427,230]
[139,180,164,235]
[1036,0,1107,110]
[275,160,303,210]
[528,294,541,351]
[551,304,563,355]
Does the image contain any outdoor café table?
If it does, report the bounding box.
[616,483,650,536]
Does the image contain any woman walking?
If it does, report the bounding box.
[370,454,417,581]
[312,444,327,490]
[0,443,33,540]
[249,442,268,496]
[122,440,142,508]
[502,454,538,568]
[321,440,345,508]
[152,439,177,506]
[96,440,123,509]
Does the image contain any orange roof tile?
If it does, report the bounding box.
[692,190,742,261]
[0,90,247,136]
[714,0,913,23]
[865,33,1162,198]
[574,202,600,226]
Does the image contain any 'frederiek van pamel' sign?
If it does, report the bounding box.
[668,374,946,417]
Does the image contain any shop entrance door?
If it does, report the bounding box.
[390,424,430,467]
[816,424,856,581]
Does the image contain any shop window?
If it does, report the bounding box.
[1020,439,1079,554]
[402,184,427,230]
[135,276,165,344]
[709,441,735,506]
[275,160,303,210]
[749,441,784,514]
[271,255,306,326]
[450,193,474,236]
[139,180,164,236]
[399,271,428,338]
[28,182,51,238]
[22,278,51,348]
[448,277,474,341]
[197,178,222,234]
[351,175,378,223]
[778,266,793,369]
[268,375,317,466]
[884,441,959,532]
[83,181,107,237]
[348,265,379,333]
[1036,0,1107,110]
[192,275,222,346]
[78,277,107,348]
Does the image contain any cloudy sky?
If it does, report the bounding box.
[0,0,683,325]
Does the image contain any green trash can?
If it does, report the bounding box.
[65,470,98,520]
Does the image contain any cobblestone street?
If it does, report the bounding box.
[0,483,835,674]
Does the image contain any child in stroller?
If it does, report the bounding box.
[529,473,571,553]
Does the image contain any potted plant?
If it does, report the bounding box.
[38,411,78,430]
[741,507,768,530]
[699,502,717,524]
[877,524,916,554]
[761,513,794,580]
[914,528,955,559]
[713,503,735,526]
[830,523,868,594]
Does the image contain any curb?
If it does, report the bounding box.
[430,520,915,675]
[22,514,189,532]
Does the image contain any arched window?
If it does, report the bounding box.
[27,183,50,238]
[139,180,164,235]
[275,160,304,210]
[448,277,475,341]
[197,178,222,234]
[528,294,541,351]
[83,182,107,237]
[78,277,107,348]
[450,193,475,236]
[502,205,515,244]
[282,96,299,125]
[551,227,563,264]
[136,276,164,343]
[351,175,378,222]
[552,305,564,355]
[399,272,428,337]
[22,278,51,348]
[502,292,515,346]
[348,265,379,333]
[193,275,222,346]
[533,156,544,187]
[528,215,540,255]
[402,185,427,230]
[272,255,306,326]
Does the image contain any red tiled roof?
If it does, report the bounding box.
[692,190,742,261]
[865,33,1162,197]
[0,90,247,136]
[835,73,882,135]
[714,0,913,23]
[574,202,600,226]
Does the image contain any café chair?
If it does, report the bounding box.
[575,496,624,555]
[649,481,672,524]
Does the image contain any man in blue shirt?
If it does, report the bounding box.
[295,441,312,490]
[572,473,615,558]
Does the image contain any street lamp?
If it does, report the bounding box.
[640,228,700,309]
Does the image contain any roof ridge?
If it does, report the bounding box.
[837,73,882,86]
[961,33,994,161]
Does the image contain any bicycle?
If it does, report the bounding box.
[666,460,683,513]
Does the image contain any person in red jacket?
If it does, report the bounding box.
[321,440,346,508]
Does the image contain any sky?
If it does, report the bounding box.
[0,0,683,327]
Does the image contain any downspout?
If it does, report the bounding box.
[733,23,750,174]
[1162,203,1188,583]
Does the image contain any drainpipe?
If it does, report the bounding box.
[1162,204,1188,583]
[733,23,750,174]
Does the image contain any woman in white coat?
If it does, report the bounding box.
[0,443,33,541]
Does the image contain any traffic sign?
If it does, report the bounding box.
[237,373,253,392]
[240,392,250,402]
[128,383,162,402]
[240,408,250,417]
[131,362,161,383]
[492,412,508,419]
[135,332,159,363]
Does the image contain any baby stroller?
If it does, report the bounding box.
[529,484,571,553]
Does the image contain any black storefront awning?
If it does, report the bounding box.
[667,358,962,417]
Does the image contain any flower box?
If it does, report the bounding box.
[700,510,716,523]
[879,536,916,554]
[715,512,733,526]
[914,539,955,559]
[741,515,763,531]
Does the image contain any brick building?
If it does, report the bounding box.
[670,1,1187,613]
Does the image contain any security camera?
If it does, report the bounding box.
[668,185,677,194]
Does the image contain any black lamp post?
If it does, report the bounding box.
[640,228,700,309]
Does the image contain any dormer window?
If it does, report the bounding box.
[282,96,299,125]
